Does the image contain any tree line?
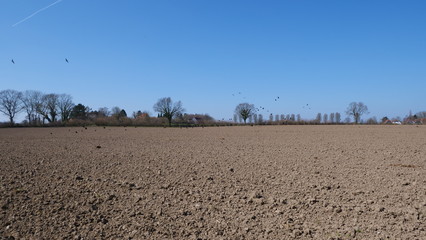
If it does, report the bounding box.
[1,89,424,127]
[0,89,213,127]
[234,102,425,125]
[233,102,364,124]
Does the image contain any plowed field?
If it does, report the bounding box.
[1,126,425,239]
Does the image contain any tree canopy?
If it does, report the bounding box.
[153,97,184,126]
[235,103,256,124]
[346,102,369,124]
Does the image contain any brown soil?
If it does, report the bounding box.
[1,125,426,239]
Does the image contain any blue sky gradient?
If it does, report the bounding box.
[1,0,425,122]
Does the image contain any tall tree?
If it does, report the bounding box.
[0,89,23,125]
[329,113,335,123]
[323,113,328,123]
[346,102,369,124]
[58,94,74,122]
[119,109,127,118]
[70,104,89,120]
[234,103,256,124]
[316,113,322,124]
[37,93,59,123]
[153,97,184,127]
[258,114,263,123]
[21,90,43,125]
[335,112,341,123]
[253,114,258,124]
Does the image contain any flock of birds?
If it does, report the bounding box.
[10,58,69,64]
[232,91,312,115]
[10,57,312,120]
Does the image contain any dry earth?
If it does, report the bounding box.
[1,125,426,239]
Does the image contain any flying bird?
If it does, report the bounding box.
[11,59,15,64]
[65,58,69,63]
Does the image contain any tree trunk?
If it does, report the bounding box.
[168,117,172,127]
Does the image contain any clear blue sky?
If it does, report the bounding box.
[1,0,425,122]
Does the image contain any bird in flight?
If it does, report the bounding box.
[11,59,15,64]
[65,58,69,63]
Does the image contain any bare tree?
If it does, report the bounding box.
[344,117,351,123]
[275,114,279,122]
[296,114,301,122]
[269,114,273,122]
[234,103,256,124]
[329,112,335,123]
[335,112,341,123]
[37,93,59,123]
[21,90,43,125]
[323,113,328,123]
[153,97,184,126]
[346,102,369,124]
[316,113,322,124]
[253,114,258,124]
[290,114,295,121]
[58,94,74,122]
[0,89,23,124]
[98,107,110,117]
[111,106,121,118]
[258,114,263,123]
